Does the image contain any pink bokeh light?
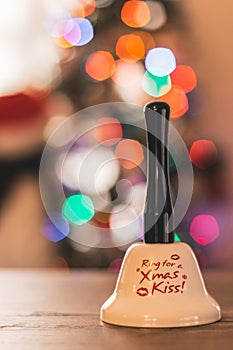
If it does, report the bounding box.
[190,215,220,245]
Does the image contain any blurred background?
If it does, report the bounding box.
[0,0,232,270]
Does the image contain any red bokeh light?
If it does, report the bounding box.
[190,140,217,169]
[94,117,123,146]
[170,65,197,93]
[85,51,115,81]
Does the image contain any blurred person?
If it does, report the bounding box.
[0,93,54,267]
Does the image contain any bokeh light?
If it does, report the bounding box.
[46,10,72,37]
[133,31,155,54]
[54,36,73,49]
[142,70,171,97]
[115,139,144,169]
[190,140,218,169]
[174,233,181,242]
[116,34,145,62]
[71,18,94,46]
[170,65,197,93]
[108,258,123,272]
[41,212,70,242]
[157,85,189,119]
[143,1,167,31]
[50,256,70,269]
[64,19,81,45]
[62,194,95,225]
[58,147,120,195]
[56,151,85,190]
[71,3,85,18]
[112,59,144,87]
[145,47,176,77]
[112,61,148,104]
[121,0,150,28]
[190,215,220,245]
[83,0,96,17]
[125,182,146,213]
[85,51,115,81]
[110,204,141,246]
[94,117,122,146]
[54,19,75,39]
[72,0,96,17]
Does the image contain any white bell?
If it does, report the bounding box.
[101,242,221,327]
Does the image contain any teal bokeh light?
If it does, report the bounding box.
[62,194,95,225]
[174,233,181,242]
[142,70,171,97]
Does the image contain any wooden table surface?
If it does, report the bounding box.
[0,269,232,349]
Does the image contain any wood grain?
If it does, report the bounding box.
[0,269,232,349]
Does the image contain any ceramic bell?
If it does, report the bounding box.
[101,102,221,327]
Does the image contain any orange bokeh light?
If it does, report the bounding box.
[85,51,116,81]
[115,139,144,169]
[133,31,155,54]
[170,65,197,93]
[116,34,145,62]
[190,140,217,169]
[54,36,73,49]
[157,85,189,119]
[94,117,123,146]
[121,1,150,28]
[72,0,96,18]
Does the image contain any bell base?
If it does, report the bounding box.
[101,300,221,328]
[101,242,221,328]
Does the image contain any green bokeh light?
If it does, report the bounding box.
[174,233,181,242]
[142,70,171,97]
[62,194,94,225]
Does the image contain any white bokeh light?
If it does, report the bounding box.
[56,146,120,195]
[125,182,147,214]
[143,1,167,31]
[110,204,141,246]
[145,47,176,77]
